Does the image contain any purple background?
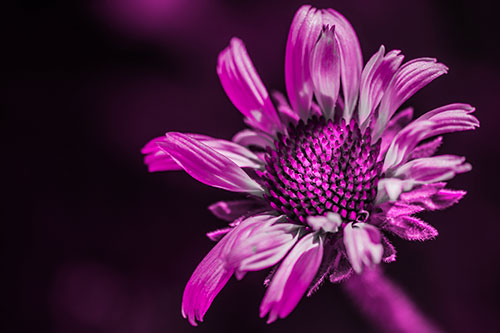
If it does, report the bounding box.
[7,0,500,332]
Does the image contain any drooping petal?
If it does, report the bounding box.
[285,5,322,120]
[359,46,404,125]
[158,133,264,194]
[260,232,323,323]
[182,213,270,325]
[217,38,283,135]
[310,25,340,119]
[232,129,273,149]
[374,58,449,139]
[226,218,300,277]
[208,199,267,222]
[381,215,438,241]
[181,232,235,326]
[322,8,363,120]
[343,222,384,274]
[392,155,471,183]
[383,103,478,170]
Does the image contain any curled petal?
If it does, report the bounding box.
[260,233,323,323]
[310,25,341,119]
[382,215,438,241]
[217,38,282,135]
[393,155,471,183]
[322,8,363,120]
[374,58,448,139]
[383,103,478,170]
[159,133,264,194]
[285,5,322,120]
[208,199,266,222]
[343,222,384,274]
[359,46,404,125]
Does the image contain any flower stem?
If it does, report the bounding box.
[343,268,440,332]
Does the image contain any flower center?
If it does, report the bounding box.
[259,116,382,225]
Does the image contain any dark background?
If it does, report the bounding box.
[6,0,500,332]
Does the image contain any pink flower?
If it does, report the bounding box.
[142,5,479,325]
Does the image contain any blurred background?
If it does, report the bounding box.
[6,0,499,332]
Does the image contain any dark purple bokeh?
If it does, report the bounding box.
[6,0,500,332]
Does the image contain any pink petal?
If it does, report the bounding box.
[379,107,414,158]
[181,232,234,326]
[285,5,322,120]
[310,25,341,119]
[374,58,448,139]
[399,183,466,211]
[206,228,231,242]
[381,215,438,241]
[383,103,478,170]
[306,212,342,233]
[208,199,266,222]
[182,213,269,325]
[410,136,443,159]
[373,201,424,223]
[232,129,273,149]
[158,133,264,194]
[143,134,263,172]
[359,46,404,125]
[226,218,300,276]
[142,136,182,172]
[272,91,300,125]
[343,222,383,274]
[329,252,353,283]
[307,237,338,296]
[381,235,397,263]
[217,38,283,135]
[375,178,414,204]
[260,232,323,323]
[393,154,471,183]
[322,8,363,120]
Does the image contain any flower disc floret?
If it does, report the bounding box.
[259,116,383,225]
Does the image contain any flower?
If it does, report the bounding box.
[142,5,479,326]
